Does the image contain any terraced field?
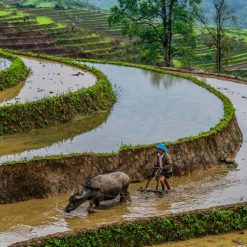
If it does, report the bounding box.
[0,9,65,55]
[0,8,125,59]
[172,27,247,70]
[0,6,246,70]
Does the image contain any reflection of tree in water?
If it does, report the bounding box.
[0,58,11,71]
[142,70,184,89]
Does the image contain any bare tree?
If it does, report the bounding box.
[196,0,236,72]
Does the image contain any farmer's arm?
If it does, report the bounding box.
[164,154,173,172]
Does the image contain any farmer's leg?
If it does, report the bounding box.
[159,176,166,191]
[164,177,171,190]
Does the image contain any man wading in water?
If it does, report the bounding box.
[156,144,173,195]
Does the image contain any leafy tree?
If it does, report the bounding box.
[195,0,237,72]
[109,0,201,66]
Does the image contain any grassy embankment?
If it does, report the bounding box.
[226,70,247,79]
[0,51,116,135]
[0,49,28,90]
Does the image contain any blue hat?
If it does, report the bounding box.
[156,143,167,152]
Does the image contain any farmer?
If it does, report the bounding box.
[156,143,173,194]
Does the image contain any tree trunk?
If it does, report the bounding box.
[163,34,171,67]
[216,13,222,73]
[167,0,174,67]
[215,0,224,73]
[216,41,222,73]
[162,0,175,67]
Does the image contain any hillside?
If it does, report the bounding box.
[0,7,131,59]
[0,2,246,70]
[88,0,247,27]
[6,0,247,27]
[87,0,117,9]
[201,0,247,27]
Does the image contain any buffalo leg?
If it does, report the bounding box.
[88,199,96,213]
[94,198,100,207]
[120,192,127,202]
[120,185,131,202]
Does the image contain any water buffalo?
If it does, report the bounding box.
[65,172,130,213]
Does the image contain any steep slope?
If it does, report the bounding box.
[87,0,117,9]
[87,0,246,27]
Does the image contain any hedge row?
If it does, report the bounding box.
[18,203,247,247]
[0,51,116,135]
[0,49,29,90]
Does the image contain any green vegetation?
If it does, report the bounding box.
[36,16,54,25]
[0,10,12,16]
[13,0,56,8]
[0,50,29,91]
[226,70,247,80]
[0,7,125,59]
[10,0,99,10]
[0,5,246,69]
[195,0,238,73]
[89,0,247,28]
[109,0,200,66]
[23,204,247,246]
[0,52,116,135]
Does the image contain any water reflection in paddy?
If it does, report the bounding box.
[0,58,11,71]
[0,57,96,106]
[0,63,223,163]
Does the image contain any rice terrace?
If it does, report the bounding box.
[0,0,247,246]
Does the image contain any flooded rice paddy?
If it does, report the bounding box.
[0,60,246,246]
[0,57,96,105]
[0,59,11,71]
[0,63,223,163]
[0,168,231,246]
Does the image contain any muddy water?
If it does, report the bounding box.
[0,57,96,105]
[157,230,247,246]
[0,59,11,71]
[0,168,230,246]
[0,63,223,162]
[0,76,246,246]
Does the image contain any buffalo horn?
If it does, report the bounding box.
[75,191,86,200]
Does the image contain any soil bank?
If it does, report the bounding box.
[0,115,242,204]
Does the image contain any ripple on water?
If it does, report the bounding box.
[0,58,11,71]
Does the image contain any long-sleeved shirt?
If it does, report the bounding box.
[156,153,173,173]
